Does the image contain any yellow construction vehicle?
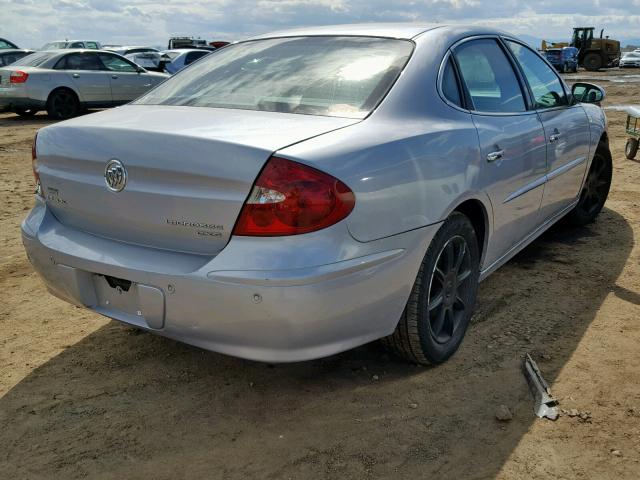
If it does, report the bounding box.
[541,27,621,71]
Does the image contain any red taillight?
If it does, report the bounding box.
[233,157,355,236]
[10,70,29,84]
[32,132,43,198]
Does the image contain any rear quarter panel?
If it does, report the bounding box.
[278,29,490,242]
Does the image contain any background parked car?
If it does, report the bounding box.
[162,48,211,74]
[40,40,101,50]
[0,49,168,118]
[544,46,579,72]
[0,49,34,67]
[0,38,19,49]
[620,51,640,68]
[104,46,163,71]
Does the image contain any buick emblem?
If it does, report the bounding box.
[104,159,127,192]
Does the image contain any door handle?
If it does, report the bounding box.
[143,83,151,87]
[72,73,80,78]
[549,133,561,143]
[486,150,504,162]
[111,75,119,79]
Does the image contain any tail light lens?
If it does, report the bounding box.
[32,132,43,198]
[233,157,355,236]
[10,70,29,84]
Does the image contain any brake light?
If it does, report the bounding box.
[10,70,29,84]
[32,132,43,198]
[233,157,355,236]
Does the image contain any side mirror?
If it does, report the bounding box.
[136,66,145,73]
[571,82,605,105]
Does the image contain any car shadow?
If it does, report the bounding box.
[0,207,633,479]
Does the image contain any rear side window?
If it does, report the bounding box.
[184,51,209,65]
[85,42,99,49]
[453,39,526,113]
[506,40,567,109]
[70,42,85,48]
[441,57,462,107]
[57,53,103,70]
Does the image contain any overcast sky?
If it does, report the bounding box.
[3,0,639,49]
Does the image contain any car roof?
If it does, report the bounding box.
[247,23,523,44]
[248,23,442,40]
[0,49,34,54]
[162,49,207,54]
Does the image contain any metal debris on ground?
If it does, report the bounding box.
[523,353,559,420]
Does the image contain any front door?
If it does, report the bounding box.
[453,38,548,268]
[98,53,149,103]
[504,40,590,219]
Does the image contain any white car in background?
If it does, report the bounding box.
[162,49,212,74]
[620,51,640,68]
[41,40,102,50]
[0,49,168,118]
[105,46,163,71]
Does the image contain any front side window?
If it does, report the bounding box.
[70,42,85,48]
[135,36,414,119]
[85,42,99,49]
[453,39,526,113]
[99,54,137,72]
[506,40,567,109]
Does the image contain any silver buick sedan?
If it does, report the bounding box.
[22,24,611,364]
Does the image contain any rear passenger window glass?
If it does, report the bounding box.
[506,40,567,109]
[185,51,209,65]
[442,57,462,107]
[453,39,526,113]
[61,53,103,70]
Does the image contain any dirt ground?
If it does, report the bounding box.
[1,70,639,480]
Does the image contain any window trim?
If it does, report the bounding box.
[439,35,538,117]
[500,36,573,112]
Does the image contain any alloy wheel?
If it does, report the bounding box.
[578,153,610,217]
[51,91,77,119]
[426,235,473,344]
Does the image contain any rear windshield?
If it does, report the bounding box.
[11,52,57,67]
[41,42,68,50]
[135,36,414,119]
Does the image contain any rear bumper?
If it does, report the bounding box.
[0,88,46,111]
[22,199,437,362]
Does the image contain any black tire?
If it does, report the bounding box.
[562,63,568,73]
[46,89,79,120]
[573,64,578,73]
[14,107,38,117]
[566,148,612,225]
[583,53,603,71]
[382,212,480,365]
[625,138,639,160]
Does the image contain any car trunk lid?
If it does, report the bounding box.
[36,105,359,255]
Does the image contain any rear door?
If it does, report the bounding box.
[453,38,547,267]
[56,52,113,105]
[505,40,590,220]
[98,52,150,102]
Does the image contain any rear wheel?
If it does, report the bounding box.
[572,63,578,73]
[583,53,603,71]
[382,213,480,365]
[46,89,79,120]
[14,107,38,117]
[562,63,569,73]
[625,138,639,160]
[566,148,612,225]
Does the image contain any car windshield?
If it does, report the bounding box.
[623,52,640,58]
[12,52,58,67]
[136,36,414,119]
[41,42,68,50]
